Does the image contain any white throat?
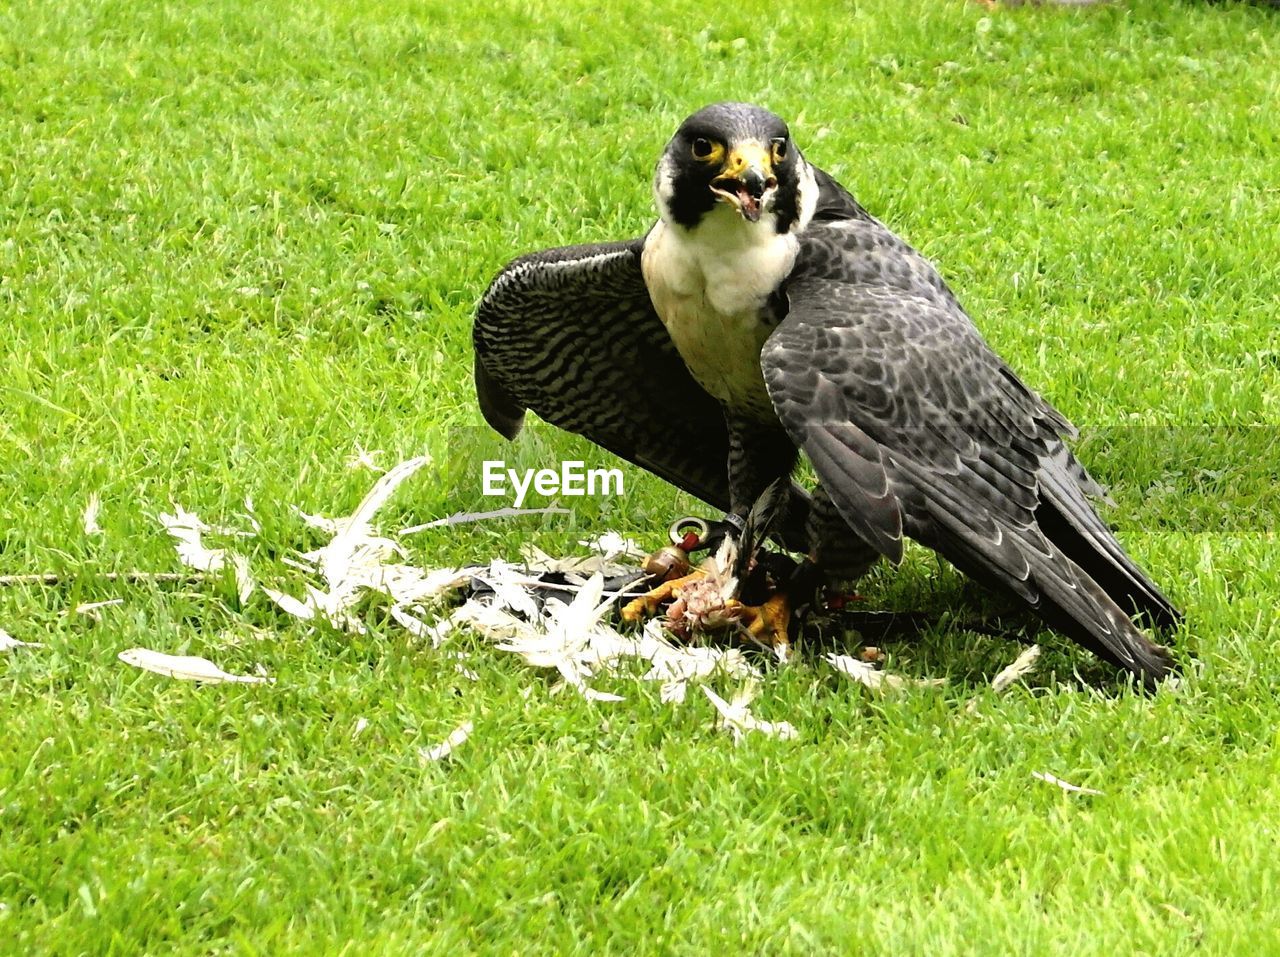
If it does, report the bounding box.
[645,156,817,315]
[640,160,818,415]
[646,208,795,316]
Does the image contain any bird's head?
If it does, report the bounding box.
[653,102,811,234]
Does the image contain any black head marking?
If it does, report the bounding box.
[657,102,804,233]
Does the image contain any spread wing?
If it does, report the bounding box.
[474,240,729,505]
[762,215,1180,682]
[474,239,809,539]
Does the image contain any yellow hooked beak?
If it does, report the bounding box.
[710,142,777,223]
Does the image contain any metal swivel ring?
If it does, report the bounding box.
[667,516,710,548]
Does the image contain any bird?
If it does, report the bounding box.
[472,102,1180,684]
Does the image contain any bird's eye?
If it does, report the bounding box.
[771,137,788,162]
[691,137,716,160]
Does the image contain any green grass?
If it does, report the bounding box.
[3,0,1279,952]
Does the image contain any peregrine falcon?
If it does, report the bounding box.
[472,102,1179,684]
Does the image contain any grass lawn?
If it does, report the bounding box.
[3,0,1280,952]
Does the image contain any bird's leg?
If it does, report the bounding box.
[697,421,803,652]
[620,568,709,622]
[622,545,798,656]
[622,516,719,622]
[726,418,799,530]
[728,555,826,657]
[805,484,882,608]
[624,422,800,639]
[725,591,793,656]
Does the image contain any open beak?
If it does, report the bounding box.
[710,143,777,223]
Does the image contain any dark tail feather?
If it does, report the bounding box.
[1036,453,1182,631]
[930,521,1174,687]
[1024,548,1175,686]
[475,357,526,440]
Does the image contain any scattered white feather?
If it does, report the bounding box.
[450,599,538,644]
[388,604,435,641]
[1032,770,1103,796]
[660,681,688,705]
[542,574,629,698]
[262,586,316,621]
[496,573,664,702]
[254,459,440,633]
[578,531,647,560]
[1,628,43,652]
[330,456,431,539]
[295,509,347,534]
[138,459,847,736]
[419,564,763,707]
[702,683,797,742]
[494,573,628,700]
[300,581,367,634]
[346,444,386,473]
[474,560,543,619]
[420,721,474,762]
[231,554,254,604]
[637,620,757,704]
[159,504,256,603]
[242,495,262,535]
[373,565,471,605]
[519,543,632,577]
[410,606,469,648]
[991,645,1041,693]
[826,653,947,691]
[278,457,433,626]
[73,598,124,620]
[159,505,228,573]
[442,651,481,682]
[83,494,103,536]
[579,686,627,703]
[399,506,570,535]
[519,543,569,570]
[118,647,273,684]
[303,535,403,606]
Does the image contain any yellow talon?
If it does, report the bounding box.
[622,536,794,657]
[621,569,709,622]
[724,593,792,653]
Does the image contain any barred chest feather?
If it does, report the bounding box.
[641,209,798,420]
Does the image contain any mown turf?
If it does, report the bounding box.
[2,0,1279,953]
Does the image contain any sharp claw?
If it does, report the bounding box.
[620,597,653,622]
[621,570,710,623]
[625,519,793,655]
[724,593,792,652]
[746,592,792,648]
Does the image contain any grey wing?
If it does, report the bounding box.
[474,239,809,533]
[762,222,1179,681]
